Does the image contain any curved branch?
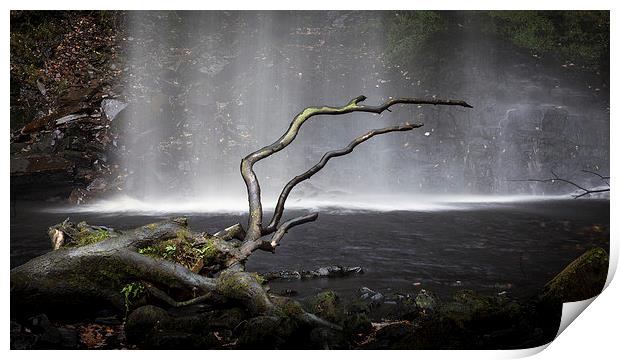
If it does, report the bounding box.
[240,95,472,241]
[232,213,319,263]
[259,213,319,253]
[265,123,422,233]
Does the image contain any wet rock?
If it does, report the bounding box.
[10,153,74,184]
[359,287,384,304]
[10,320,37,349]
[55,113,89,126]
[262,265,363,281]
[303,265,363,278]
[23,314,80,349]
[101,98,127,121]
[69,176,123,204]
[542,247,609,303]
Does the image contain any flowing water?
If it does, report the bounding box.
[10,186,609,300]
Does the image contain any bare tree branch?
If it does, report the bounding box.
[508,170,610,199]
[573,188,610,199]
[260,212,319,253]
[265,123,422,233]
[240,95,473,242]
[582,169,610,186]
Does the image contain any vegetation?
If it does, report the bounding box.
[121,282,145,314]
[10,11,123,129]
[386,10,609,75]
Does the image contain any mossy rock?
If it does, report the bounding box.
[308,291,344,323]
[542,247,609,303]
[439,290,522,332]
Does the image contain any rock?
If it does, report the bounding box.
[27,314,71,349]
[124,305,170,345]
[364,321,415,349]
[262,265,363,281]
[302,265,364,278]
[10,320,37,349]
[10,153,73,184]
[101,99,127,121]
[55,113,89,125]
[542,247,609,303]
[359,287,384,304]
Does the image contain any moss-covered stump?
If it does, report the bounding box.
[542,247,609,303]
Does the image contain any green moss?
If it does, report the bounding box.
[309,291,342,323]
[250,272,266,285]
[70,228,109,247]
[176,229,191,241]
[488,11,609,71]
[386,11,443,66]
[216,273,250,299]
[136,233,224,271]
[196,239,219,263]
[543,247,609,302]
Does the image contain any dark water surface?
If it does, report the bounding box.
[11,196,609,300]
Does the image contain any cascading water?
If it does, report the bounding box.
[90,10,608,213]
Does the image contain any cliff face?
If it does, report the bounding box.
[10,11,609,202]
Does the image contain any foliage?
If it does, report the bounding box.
[137,233,221,272]
[385,10,609,75]
[120,282,145,314]
[487,11,609,71]
[62,224,110,247]
[386,11,443,66]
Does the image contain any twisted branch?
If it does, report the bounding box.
[240,95,473,243]
[265,123,422,233]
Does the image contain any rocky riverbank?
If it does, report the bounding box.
[10,247,609,349]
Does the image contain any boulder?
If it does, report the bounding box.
[542,247,609,303]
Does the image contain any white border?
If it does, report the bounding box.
[2,1,617,359]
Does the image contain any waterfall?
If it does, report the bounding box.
[84,10,609,214]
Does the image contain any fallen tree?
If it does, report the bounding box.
[11,95,472,327]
